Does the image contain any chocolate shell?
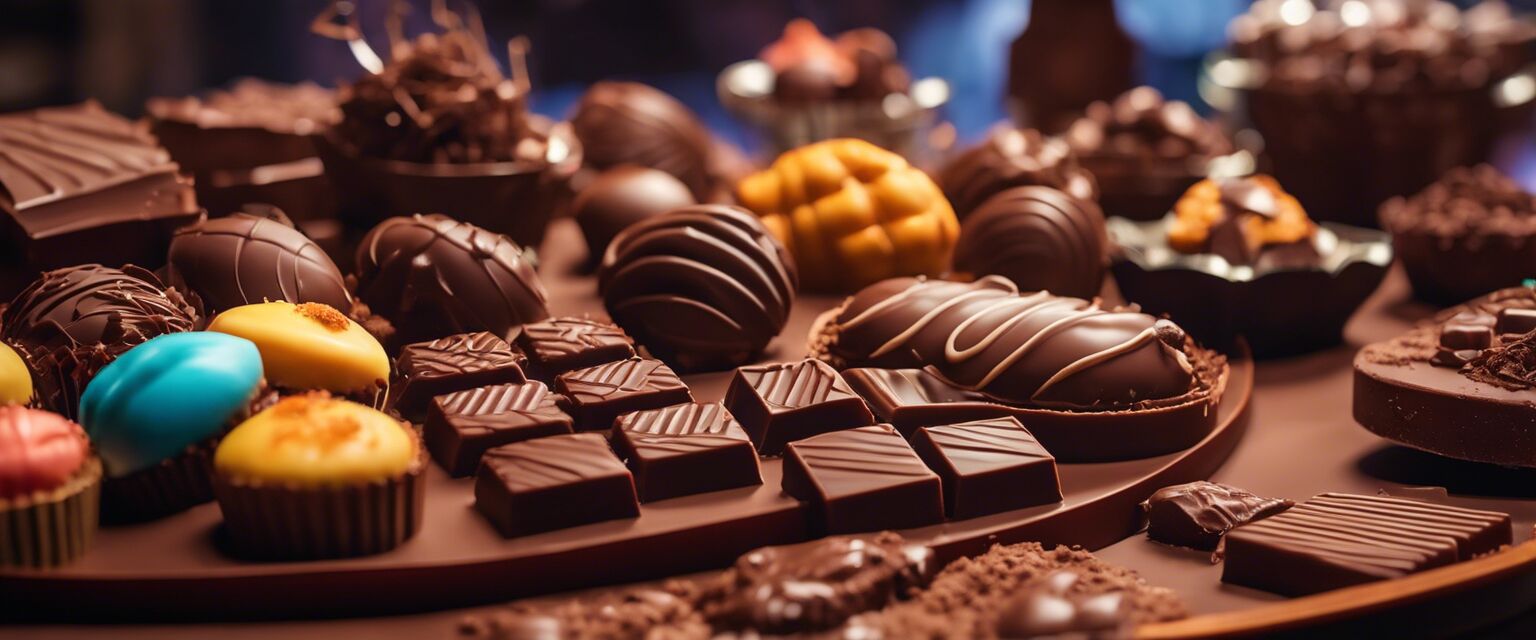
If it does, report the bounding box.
[355,214,550,346]
[600,205,797,372]
[1,265,198,419]
[165,212,352,316]
[571,82,715,200]
[953,186,1107,299]
[937,127,1098,220]
[573,166,697,267]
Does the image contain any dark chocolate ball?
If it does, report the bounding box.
[937,127,1099,220]
[1,264,198,418]
[165,211,353,316]
[571,82,714,200]
[953,186,1107,299]
[573,166,697,266]
[599,205,797,372]
[355,214,550,345]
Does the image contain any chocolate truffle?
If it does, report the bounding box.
[600,205,797,371]
[953,186,1107,298]
[571,82,715,200]
[355,214,550,345]
[1,265,197,419]
[937,127,1098,220]
[165,211,352,316]
[1381,165,1536,305]
[573,166,697,265]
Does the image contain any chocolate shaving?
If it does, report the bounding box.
[1464,329,1536,390]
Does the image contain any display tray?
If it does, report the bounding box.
[0,221,1252,622]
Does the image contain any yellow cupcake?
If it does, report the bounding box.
[215,394,416,486]
[0,342,32,406]
[208,301,388,395]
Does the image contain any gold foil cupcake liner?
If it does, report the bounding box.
[0,457,102,568]
[99,437,218,524]
[211,450,426,561]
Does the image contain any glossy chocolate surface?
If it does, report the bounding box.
[515,317,635,379]
[474,432,639,538]
[572,166,697,265]
[781,424,944,535]
[937,127,1097,220]
[425,381,572,478]
[571,82,715,199]
[723,359,874,455]
[911,417,1061,519]
[953,186,1107,299]
[554,357,694,430]
[610,402,761,503]
[394,332,528,421]
[165,212,352,316]
[1142,481,1291,551]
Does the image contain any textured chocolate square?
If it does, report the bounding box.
[843,368,1012,437]
[474,432,639,538]
[724,359,875,455]
[424,381,574,477]
[611,402,762,502]
[394,331,527,419]
[911,417,1061,519]
[781,424,944,534]
[516,316,636,379]
[555,357,694,430]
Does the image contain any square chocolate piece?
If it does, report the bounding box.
[611,402,762,502]
[516,316,636,379]
[556,357,694,430]
[424,381,574,476]
[910,417,1061,519]
[781,424,944,534]
[724,359,875,455]
[474,432,640,537]
[393,332,527,420]
[843,368,1013,437]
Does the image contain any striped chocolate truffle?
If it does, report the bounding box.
[953,186,1107,299]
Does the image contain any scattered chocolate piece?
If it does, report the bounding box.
[425,381,572,477]
[781,424,944,534]
[515,317,635,380]
[994,570,1132,640]
[911,417,1062,519]
[572,166,697,265]
[1141,481,1291,552]
[610,402,761,502]
[474,432,639,537]
[1463,330,1536,390]
[724,359,874,455]
[394,332,528,421]
[1222,493,1512,596]
[555,357,694,430]
[165,211,353,317]
[842,368,1008,437]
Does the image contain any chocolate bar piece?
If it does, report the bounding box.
[1496,307,1536,336]
[910,417,1061,519]
[556,357,694,430]
[515,316,636,379]
[474,432,639,537]
[724,359,875,455]
[843,368,1012,437]
[425,381,573,477]
[1222,492,1512,596]
[781,424,944,534]
[394,332,527,420]
[0,102,199,282]
[1142,481,1291,551]
[611,402,762,502]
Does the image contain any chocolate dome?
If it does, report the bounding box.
[953,186,1107,299]
[938,127,1098,220]
[573,166,697,266]
[165,211,353,316]
[571,82,715,199]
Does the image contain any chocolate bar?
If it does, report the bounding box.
[610,402,762,502]
[910,417,1061,519]
[781,424,944,534]
[474,433,639,537]
[424,381,573,477]
[724,359,875,454]
[515,316,636,379]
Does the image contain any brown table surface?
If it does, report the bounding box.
[10,222,1536,638]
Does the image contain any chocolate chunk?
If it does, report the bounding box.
[781,424,944,534]
[571,82,715,200]
[1439,323,1494,351]
[724,359,875,454]
[395,332,528,420]
[166,211,353,317]
[842,368,1009,437]
[572,166,697,265]
[1141,481,1291,551]
[354,214,550,345]
[424,381,571,477]
[0,102,199,284]
[994,570,1132,639]
[555,358,693,430]
[702,532,934,634]
[515,317,635,379]
[474,432,639,537]
[1,265,198,419]
[600,205,797,372]
[1222,493,1512,596]
[1495,307,1536,336]
[911,417,1061,519]
[952,186,1107,299]
[1463,329,1536,389]
[610,402,762,502]
[937,127,1098,220]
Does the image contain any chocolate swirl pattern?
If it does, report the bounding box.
[571,82,715,199]
[817,276,1201,410]
[953,186,1107,299]
[355,214,550,345]
[0,101,179,207]
[937,127,1098,220]
[438,381,560,437]
[400,332,525,381]
[166,212,353,315]
[617,402,752,456]
[600,205,797,372]
[481,432,631,493]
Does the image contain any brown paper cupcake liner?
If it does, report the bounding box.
[212,448,426,561]
[100,437,219,524]
[1,457,102,568]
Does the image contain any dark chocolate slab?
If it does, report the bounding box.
[781,424,944,535]
[395,332,527,420]
[474,432,640,538]
[556,357,694,430]
[910,417,1061,519]
[724,359,875,454]
[1142,481,1291,551]
[612,402,762,503]
[844,368,1013,437]
[424,381,573,477]
[516,316,636,379]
